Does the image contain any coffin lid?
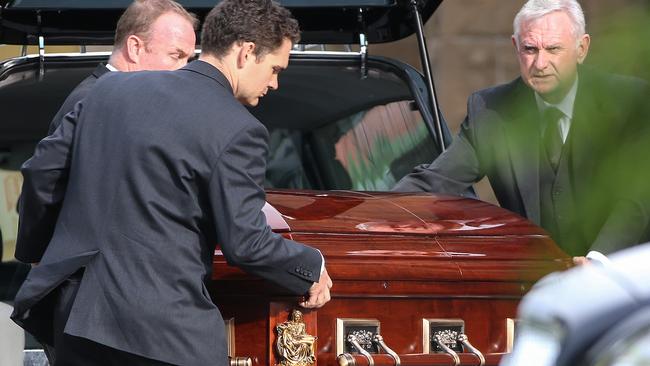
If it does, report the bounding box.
[214,190,571,284]
[264,189,547,237]
[0,0,443,45]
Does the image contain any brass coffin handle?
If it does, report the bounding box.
[348,334,375,366]
[457,334,485,366]
[373,334,401,366]
[433,335,460,366]
[229,357,252,366]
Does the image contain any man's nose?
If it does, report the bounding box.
[534,50,549,70]
[268,75,279,90]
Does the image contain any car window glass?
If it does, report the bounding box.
[264,129,309,189]
[264,100,435,191]
[317,100,434,190]
[258,60,439,191]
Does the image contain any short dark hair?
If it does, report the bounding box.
[200,0,300,59]
[114,0,198,47]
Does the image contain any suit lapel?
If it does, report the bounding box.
[502,81,542,224]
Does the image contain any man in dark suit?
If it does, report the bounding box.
[11,0,332,365]
[394,0,650,263]
[9,1,197,364]
[48,0,197,135]
[28,0,197,265]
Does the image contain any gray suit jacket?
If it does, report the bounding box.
[13,60,322,365]
[395,68,650,256]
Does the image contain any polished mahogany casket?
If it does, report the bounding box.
[210,190,571,366]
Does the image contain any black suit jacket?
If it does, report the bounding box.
[13,60,322,365]
[14,64,111,247]
[48,64,110,134]
[395,68,650,255]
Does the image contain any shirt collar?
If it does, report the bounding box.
[534,74,578,119]
[105,63,118,72]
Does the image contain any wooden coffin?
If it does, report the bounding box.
[210,190,571,366]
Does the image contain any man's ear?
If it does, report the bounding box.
[236,41,256,68]
[577,33,591,64]
[511,35,519,52]
[125,35,145,63]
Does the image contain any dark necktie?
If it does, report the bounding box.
[542,107,564,172]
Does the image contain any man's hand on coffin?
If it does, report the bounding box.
[300,268,333,309]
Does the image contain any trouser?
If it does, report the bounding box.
[50,271,174,366]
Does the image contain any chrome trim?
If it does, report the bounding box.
[38,35,45,80]
[7,49,362,63]
[10,46,382,65]
[290,50,363,57]
[1,51,112,69]
[409,0,446,152]
[358,7,368,79]
[359,31,368,79]
[373,334,400,366]
[457,334,485,366]
[348,334,374,366]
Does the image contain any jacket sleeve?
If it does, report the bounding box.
[208,122,322,295]
[14,102,80,263]
[589,199,649,255]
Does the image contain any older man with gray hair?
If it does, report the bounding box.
[395,0,650,263]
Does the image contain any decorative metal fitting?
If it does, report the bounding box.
[373,334,401,366]
[433,335,460,366]
[348,334,375,366]
[276,310,317,366]
[457,334,485,366]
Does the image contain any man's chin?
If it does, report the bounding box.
[241,98,260,107]
[529,80,560,98]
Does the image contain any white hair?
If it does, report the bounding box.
[513,0,586,46]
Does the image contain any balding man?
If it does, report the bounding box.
[48,0,197,134]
